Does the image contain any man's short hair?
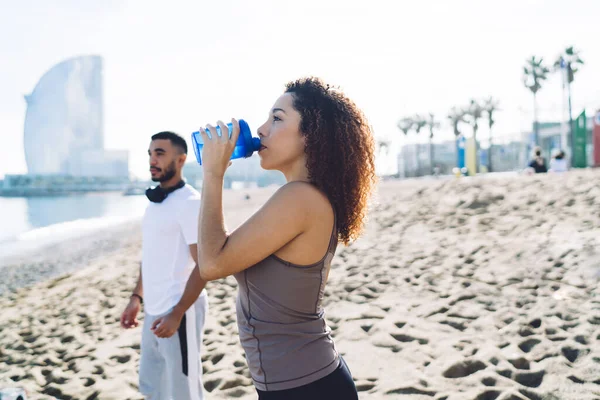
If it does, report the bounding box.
[151,131,188,154]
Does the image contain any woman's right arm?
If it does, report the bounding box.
[197,180,317,281]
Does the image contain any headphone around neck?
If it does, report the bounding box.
[145,180,185,203]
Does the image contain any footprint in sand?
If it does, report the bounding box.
[439,319,467,332]
[518,338,540,353]
[385,386,437,396]
[567,375,585,384]
[91,365,104,375]
[507,357,530,370]
[481,376,497,386]
[354,379,377,392]
[203,377,222,393]
[221,388,251,398]
[496,368,512,379]
[442,360,487,378]
[220,377,251,390]
[83,377,95,387]
[474,390,502,400]
[390,333,429,345]
[518,328,536,338]
[512,370,545,388]
[561,345,589,363]
[573,334,588,345]
[110,354,131,364]
[210,353,225,365]
[528,318,541,328]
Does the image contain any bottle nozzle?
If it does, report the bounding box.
[251,137,261,151]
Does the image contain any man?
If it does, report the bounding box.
[120,131,208,400]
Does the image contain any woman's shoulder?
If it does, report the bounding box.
[278,181,327,198]
[272,182,332,213]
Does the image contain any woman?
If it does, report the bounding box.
[527,146,548,174]
[197,78,375,399]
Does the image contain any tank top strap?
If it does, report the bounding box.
[327,209,338,253]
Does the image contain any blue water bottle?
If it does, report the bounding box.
[191,119,261,165]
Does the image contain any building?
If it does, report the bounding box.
[523,119,595,166]
[22,55,128,178]
[398,138,528,178]
[398,141,458,178]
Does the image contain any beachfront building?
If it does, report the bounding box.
[522,119,595,166]
[1,56,131,196]
[23,55,128,178]
[398,142,455,178]
[397,114,598,178]
[398,138,528,178]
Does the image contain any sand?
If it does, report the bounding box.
[1,171,599,400]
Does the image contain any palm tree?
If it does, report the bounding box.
[523,56,551,145]
[377,138,391,155]
[484,97,500,172]
[448,107,467,169]
[412,114,427,135]
[448,107,467,138]
[397,117,413,136]
[425,113,440,173]
[554,46,584,165]
[412,115,428,175]
[465,100,485,172]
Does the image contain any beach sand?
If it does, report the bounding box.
[1,171,599,400]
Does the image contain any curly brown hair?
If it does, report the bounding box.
[285,77,376,244]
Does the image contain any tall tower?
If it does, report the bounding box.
[23,55,104,175]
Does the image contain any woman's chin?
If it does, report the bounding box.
[258,153,270,169]
[259,158,272,170]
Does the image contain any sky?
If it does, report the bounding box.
[1,0,599,178]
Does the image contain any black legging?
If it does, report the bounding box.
[256,357,359,400]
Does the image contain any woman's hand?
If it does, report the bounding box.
[199,118,240,178]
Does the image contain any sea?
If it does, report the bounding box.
[0,192,149,261]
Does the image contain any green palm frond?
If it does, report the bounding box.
[397,117,414,136]
[523,56,550,95]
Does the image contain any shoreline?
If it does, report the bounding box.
[0,220,142,297]
[0,186,279,296]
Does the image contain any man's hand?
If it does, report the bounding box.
[151,310,184,338]
[120,297,141,329]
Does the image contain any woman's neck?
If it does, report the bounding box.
[282,158,310,183]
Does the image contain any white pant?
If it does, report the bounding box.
[139,293,208,400]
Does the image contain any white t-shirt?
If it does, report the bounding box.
[142,184,203,315]
[550,158,568,173]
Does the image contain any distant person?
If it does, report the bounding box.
[527,146,548,174]
[549,150,568,173]
[119,131,208,400]
[174,77,375,399]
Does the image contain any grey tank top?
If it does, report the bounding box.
[234,213,339,391]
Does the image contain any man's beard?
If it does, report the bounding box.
[151,160,177,182]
